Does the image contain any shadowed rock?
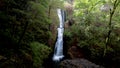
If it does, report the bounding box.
[60,59,104,68]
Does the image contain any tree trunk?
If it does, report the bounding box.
[104,0,119,56]
[18,21,28,45]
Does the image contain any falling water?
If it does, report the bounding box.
[53,9,65,62]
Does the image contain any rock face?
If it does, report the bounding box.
[60,59,104,68]
[68,46,84,59]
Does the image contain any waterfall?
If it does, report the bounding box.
[53,9,65,62]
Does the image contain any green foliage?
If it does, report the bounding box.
[30,42,52,68]
[23,0,51,45]
[64,0,120,67]
[0,0,52,45]
[48,0,64,9]
[0,0,54,67]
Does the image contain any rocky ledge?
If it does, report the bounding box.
[60,59,104,68]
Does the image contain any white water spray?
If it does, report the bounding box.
[53,9,65,61]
